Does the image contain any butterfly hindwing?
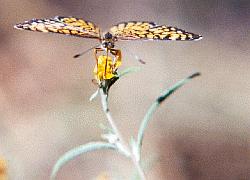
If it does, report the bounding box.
[110,21,202,41]
[14,16,101,39]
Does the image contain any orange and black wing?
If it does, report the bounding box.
[109,21,202,41]
[14,16,101,39]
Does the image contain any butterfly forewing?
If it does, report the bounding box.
[110,21,202,41]
[14,16,101,39]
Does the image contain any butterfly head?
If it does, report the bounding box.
[101,32,116,49]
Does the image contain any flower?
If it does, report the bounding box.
[94,53,122,82]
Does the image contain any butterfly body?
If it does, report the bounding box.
[14,16,202,80]
[101,32,116,49]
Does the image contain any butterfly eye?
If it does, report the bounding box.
[102,42,108,48]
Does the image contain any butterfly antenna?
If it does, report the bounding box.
[121,46,146,64]
[73,44,100,58]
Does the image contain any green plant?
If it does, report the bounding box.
[50,66,200,180]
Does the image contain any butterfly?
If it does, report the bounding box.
[14,16,202,80]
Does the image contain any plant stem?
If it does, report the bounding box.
[99,88,146,180]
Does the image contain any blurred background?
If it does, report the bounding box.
[1,0,250,179]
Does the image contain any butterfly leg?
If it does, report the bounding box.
[94,48,104,74]
[110,49,122,71]
[104,48,111,79]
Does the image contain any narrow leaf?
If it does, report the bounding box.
[136,72,201,158]
[117,67,141,78]
[101,133,119,144]
[89,89,99,101]
[99,123,113,133]
[50,142,117,180]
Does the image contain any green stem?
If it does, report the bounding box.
[99,88,146,180]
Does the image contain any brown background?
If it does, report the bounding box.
[0,0,250,179]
